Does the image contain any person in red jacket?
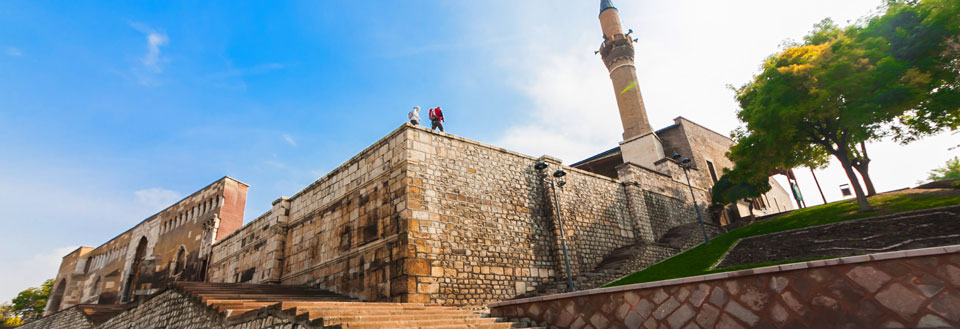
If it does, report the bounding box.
[428,106,445,132]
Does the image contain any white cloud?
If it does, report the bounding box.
[128,22,169,85]
[467,0,939,206]
[480,0,882,164]
[134,187,181,213]
[0,246,77,303]
[5,47,21,57]
[283,134,297,147]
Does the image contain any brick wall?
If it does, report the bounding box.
[490,245,960,329]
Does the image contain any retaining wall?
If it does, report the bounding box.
[490,245,960,329]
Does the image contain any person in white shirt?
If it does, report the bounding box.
[408,106,421,125]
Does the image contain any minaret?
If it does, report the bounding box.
[598,0,665,168]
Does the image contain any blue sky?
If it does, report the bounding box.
[1,1,956,301]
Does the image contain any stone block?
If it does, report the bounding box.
[666,304,695,329]
[875,283,925,319]
[927,290,960,322]
[403,258,431,276]
[723,300,758,327]
[845,266,891,293]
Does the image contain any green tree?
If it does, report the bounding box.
[864,0,960,142]
[735,19,921,210]
[925,156,960,182]
[734,0,960,212]
[711,169,771,222]
[11,279,54,319]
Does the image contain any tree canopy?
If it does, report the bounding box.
[9,279,54,319]
[732,0,960,211]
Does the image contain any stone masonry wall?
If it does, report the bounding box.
[19,307,94,329]
[617,164,705,244]
[277,125,410,303]
[207,198,290,285]
[404,126,644,306]
[93,290,308,329]
[490,245,960,329]
[44,177,248,314]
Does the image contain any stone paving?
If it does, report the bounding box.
[490,245,960,329]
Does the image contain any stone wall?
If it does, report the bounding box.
[276,125,411,302]
[29,290,309,329]
[404,126,682,306]
[490,245,960,329]
[20,307,94,329]
[200,124,713,306]
[44,177,248,314]
[207,198,291,284]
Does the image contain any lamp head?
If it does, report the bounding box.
[553,169,567,178]
[682,158,691,164]
[672,153,681,160]
[534,161,548,171]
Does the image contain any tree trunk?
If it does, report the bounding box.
[853,142,877,196]
[835,148,872,211]
[748,199,756,224]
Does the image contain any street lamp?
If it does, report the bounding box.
[671,153,711,245]
[534,161,575,293]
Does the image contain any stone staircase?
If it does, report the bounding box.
[173,282,540,328]
[512,223,726,299]
[514,243,680,298]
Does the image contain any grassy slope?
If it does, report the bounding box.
[606,188,960,287]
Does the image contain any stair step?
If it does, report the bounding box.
[320,313,484,325]
[338,317,500,329]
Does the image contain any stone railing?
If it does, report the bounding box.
[490,245,960,329]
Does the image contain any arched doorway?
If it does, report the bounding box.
[173,246,187,278]
[47,280,66,313]
[122,237,149,302]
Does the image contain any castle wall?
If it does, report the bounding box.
[404,126,650,305]
[262,126,411,302]
[207,198,290,284]
[44,177,248,315]
[45,247,94,315]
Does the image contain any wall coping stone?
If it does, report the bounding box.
[407,123,621,183]
[488,244,960,308]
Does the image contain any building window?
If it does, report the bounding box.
[706,160,719,183]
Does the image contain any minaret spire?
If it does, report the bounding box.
[598,0,664,168]
[600,0,616,15]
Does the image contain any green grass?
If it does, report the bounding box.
[605,188,960,287]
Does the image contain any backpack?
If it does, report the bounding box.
[428,108,437,120]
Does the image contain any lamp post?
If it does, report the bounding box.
[534,161,575,293]
[671,153,710,245]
